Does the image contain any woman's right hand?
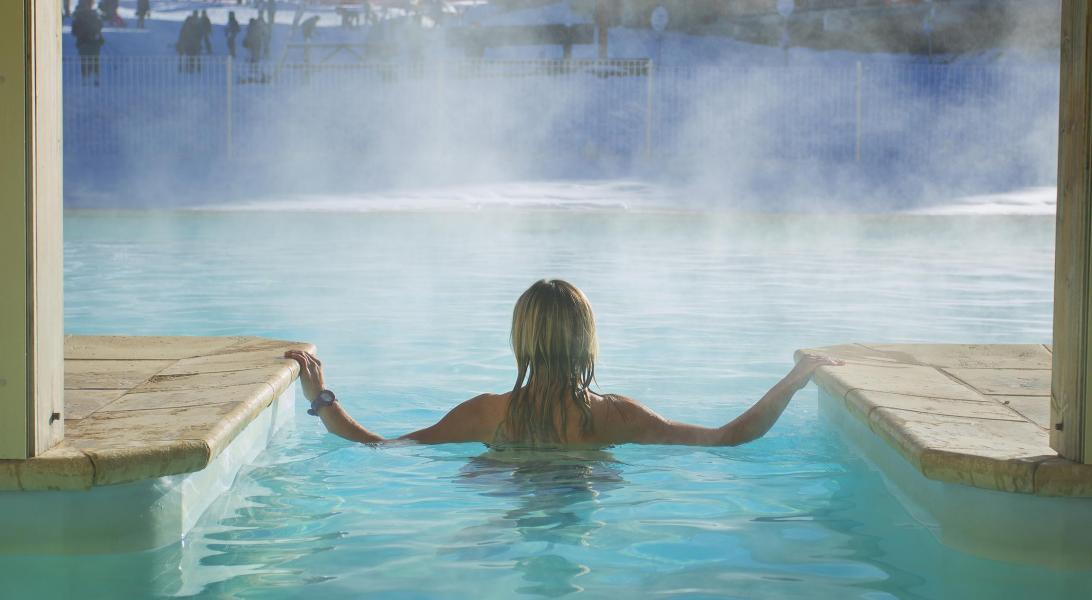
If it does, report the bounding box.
[285,350,326,403]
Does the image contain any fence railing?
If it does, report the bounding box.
[63,55,1059,194]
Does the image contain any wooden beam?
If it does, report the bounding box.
[28,0,64,457]
[0,0,63,459]
[1052,0,1092,463]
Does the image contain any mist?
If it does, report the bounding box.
[63,0,1062,212]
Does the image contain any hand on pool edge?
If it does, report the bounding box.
[789,353,844,389]
[285,350,326,403]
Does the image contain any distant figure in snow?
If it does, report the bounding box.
[98,0,123,27]
[135,0,150,29]
[226,12,241,58]
[97,0,116,19]
[176,11,202,73]
[255,0,265,22]
[301,15,319,42]
[243,17,263,64]
[63,0,72,19]
[267,0,277,27]
[72,0,104,85]
[336,6,360,28]
[200,10,213,54]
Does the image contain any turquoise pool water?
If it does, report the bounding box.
[32,205,1092,597]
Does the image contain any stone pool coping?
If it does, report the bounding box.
[0,336,312,491]
[800,343,1092,498]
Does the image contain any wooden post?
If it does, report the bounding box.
[1052,0,1092,463]
[0,0,63,459]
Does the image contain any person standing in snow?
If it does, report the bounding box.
[200,9,213,54]
[176,10,202,73]
[226,12,242,58]
[135,0,150,29]
[301,15,319,42]
[72,0,104,85]
[98,0,119,23]
[243,17,262,64]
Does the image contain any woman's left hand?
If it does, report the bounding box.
[789,353,844,388]
[285,350,326,403]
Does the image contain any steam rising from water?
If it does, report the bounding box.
[64,1,1061,212]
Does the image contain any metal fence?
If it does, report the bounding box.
[63,55,1059,195]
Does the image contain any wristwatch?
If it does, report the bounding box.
[308,389,337,416]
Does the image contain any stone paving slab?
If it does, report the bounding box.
[64,360,175,390]
[64,389,127,420]
[863,343,1053,369]
[996,395,1052,430]
[0,336,309,491]
[801,343,1092,497]
[843,389,1026,424]
[943,368,1053,397]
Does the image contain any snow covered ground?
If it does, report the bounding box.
[67,0,1055,65]
[197,179,1056,215]
[62,1,1060,213]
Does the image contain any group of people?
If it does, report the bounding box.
[176,9,281,69]
[242,15,273,63]
[71,0,327,81]
[175,10,215,72]
[65,0,138,27]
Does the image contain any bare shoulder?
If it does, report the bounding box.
[592,393,661,420]
[466,391,509,417]
[589,393,667,443]
[449,392,509,426]
[401,392,509,444]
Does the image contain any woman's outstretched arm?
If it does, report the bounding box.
[286,350,385,443]
[285,350,501,445]
[607,353,843,446]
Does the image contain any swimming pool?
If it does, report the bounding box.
[16,194,1091,598]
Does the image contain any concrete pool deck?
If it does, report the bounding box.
[0,336,309,553]
[801,343,1091,497]
[804,343,1092,567]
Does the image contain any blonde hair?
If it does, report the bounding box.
[506,279,597,444]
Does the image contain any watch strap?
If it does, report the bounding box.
[307,389,337,416]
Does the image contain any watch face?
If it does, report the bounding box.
[316,390,336,404]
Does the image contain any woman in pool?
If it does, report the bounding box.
[285,279,842,446]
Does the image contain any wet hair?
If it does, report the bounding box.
[505,279,597,444]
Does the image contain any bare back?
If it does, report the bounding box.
[401,391,732,447]
[287,348,840,447]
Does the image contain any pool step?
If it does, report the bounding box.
[804,343,1092,568]
[0,335,310,554]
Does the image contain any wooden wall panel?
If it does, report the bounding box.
[0,2,29,459]
[0,0,63,459]
[28,0,65,455]
[1052,0,1092,463]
